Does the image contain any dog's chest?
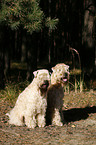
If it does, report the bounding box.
[36,97,47,111]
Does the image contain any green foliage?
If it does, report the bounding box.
[0,0,58,33]
[0,0,44,32]
[45,17,59,31]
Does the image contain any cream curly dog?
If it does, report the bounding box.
[6,69,50,128]
[46,63,69,126]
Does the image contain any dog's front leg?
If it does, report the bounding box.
[25,115,36,128]
[52,108,63,126]
[37,113,46,128]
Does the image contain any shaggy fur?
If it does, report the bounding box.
[6,69,50,128]
[46,63,69,126]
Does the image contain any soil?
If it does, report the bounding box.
[0,91,96,145]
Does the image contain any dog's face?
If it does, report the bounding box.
[33,69,50,93]
[51,63,69,84]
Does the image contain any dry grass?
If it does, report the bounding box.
[0,61,95,108]
[0,81,29,104]
[0,80,96,110]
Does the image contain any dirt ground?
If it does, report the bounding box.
[0,91,96,145]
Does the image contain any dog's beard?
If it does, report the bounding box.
[39,80,49,96]
[61,72,69,84]
[56,75,69,85]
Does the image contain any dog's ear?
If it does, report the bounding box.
[51,66,56,72]
[33,70,38,77]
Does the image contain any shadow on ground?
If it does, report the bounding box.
[46,106,96,126]
[63,106,96,123]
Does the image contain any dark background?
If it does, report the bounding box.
[0,0,96,89]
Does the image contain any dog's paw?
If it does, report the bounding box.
[52,121,63,126]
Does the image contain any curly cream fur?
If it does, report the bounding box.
[46,63,69,126]
[6,69,50,128]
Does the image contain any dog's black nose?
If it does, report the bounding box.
[44,80,49,85]
[64,73,68,77]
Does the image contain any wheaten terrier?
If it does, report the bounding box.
[6,69,50,128]
[46,63,69,126]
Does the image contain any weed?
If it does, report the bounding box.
[0,81,29,104]
[68,45,85,93]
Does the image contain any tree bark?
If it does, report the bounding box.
[4,27,10,78]
[21,30,26,62]
[82,0,95,71]
[0,25,5,89]
[26,33,37,81]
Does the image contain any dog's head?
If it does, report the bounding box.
[33,69,51,94]
[51,63,69,84]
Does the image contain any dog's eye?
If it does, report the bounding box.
[37,71,39,74]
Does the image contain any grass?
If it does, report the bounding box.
[11,62,27,70]
[0,81,30,104]
[68,46,85,93]
[64,69,85,93]
[0,60,95,106]
[0,80,95,109]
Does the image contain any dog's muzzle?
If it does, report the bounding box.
[60,73,69,84]
[40,80,49,90]
[40,80,49,96]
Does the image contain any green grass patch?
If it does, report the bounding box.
[11,62,27,70]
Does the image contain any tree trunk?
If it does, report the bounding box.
[82,0,95,71]
[26,33,37,81]
[4,27,10,78]
[0,25,5,89]
[21,30,26,62]
[0,52,4,89]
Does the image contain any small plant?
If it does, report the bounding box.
[0,81,29,103]
[67,45,85,93]
[64,84,70,94]
[74,77,84,93]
